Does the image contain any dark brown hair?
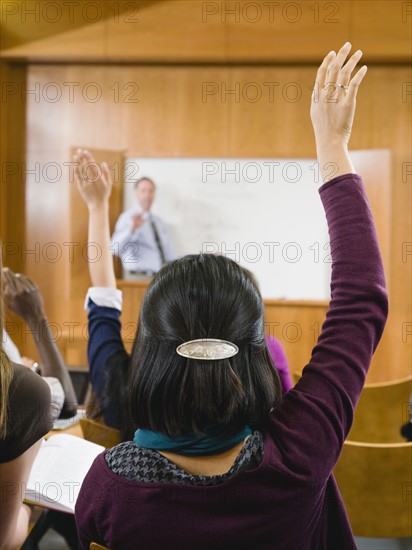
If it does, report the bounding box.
[0,247,13,438]
[128,254,282,437]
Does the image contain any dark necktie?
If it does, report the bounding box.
[150,217,166,266]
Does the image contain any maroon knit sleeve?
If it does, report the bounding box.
[265,173,388,481]
[75,453,108,549]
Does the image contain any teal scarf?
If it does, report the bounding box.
[133,425,252,456]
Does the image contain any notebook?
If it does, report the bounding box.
[25,433,104,513]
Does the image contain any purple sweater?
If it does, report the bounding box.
[75,174,388,550]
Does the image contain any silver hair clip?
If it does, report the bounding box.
[176,339,239,361]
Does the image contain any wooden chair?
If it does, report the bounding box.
[333,440,412,538]
[348,375,412,443]
[90,543,109,550]
[293,372,411,442]
[80,417,122,449]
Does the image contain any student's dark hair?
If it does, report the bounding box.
[102,349,135,440]
[129,253,282,438]
[134,177,155,189]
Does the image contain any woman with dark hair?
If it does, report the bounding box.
[74,43,388,549]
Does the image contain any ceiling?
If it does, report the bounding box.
[0,0,161,51]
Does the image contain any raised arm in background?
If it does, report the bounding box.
[73,149,116,289]
[73,149,130,432]
[3,269,78,418]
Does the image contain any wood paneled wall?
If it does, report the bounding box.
[0,62,27,272]
[6,63,407,381]
[0,0,410,381]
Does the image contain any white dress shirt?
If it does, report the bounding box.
[111,206,176,273]
[84,287,123,312]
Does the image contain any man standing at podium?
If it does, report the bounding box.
[111,177,176,278]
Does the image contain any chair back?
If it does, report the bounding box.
[293,372,411,442]
[334,440,412,537]
[348,375,411,442]
[80,417,122,448]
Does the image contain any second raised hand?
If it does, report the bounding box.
[73,149,117,289]
[73,149,113,209]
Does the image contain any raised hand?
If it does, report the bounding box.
[310,42,367,183]
[310,42,367,148]
[2,268,46,324]
[73,149,117,289]
[2,267,78,417]
[131,213,145,231]
[73,149,113,209]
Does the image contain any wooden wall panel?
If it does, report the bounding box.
[18,63,411,382]
[224,1,351,61]
[0,62,8,242]
[349,150,392,280]
[0,0,120,51]
[351,1,412,59]
[1,1,411,62]
[0,62,27,271]
[106,1,226,62]
[263,300,328,377]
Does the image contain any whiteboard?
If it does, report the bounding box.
[124,158,331,300]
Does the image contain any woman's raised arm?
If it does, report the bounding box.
[266,43,388,481]
[73,149,116,289]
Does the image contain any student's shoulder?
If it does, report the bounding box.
[0,364,52,463]
[10,363,52,407]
